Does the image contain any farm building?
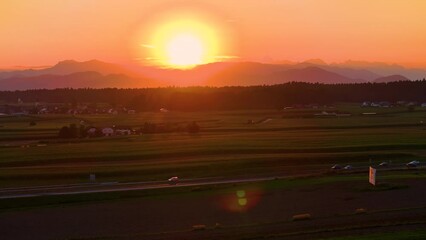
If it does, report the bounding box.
[102,128,114,136]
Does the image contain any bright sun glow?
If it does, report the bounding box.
[147,18,220,68]
[166,33,204,66]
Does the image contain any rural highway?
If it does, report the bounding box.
[0,175,278,199]
[0,164,422,200]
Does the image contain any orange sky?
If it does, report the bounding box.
[1,0,426,68]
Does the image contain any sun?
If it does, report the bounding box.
[145,18,221,68]
[135,7,239,69]
[166,33,204,66]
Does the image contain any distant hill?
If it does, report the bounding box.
[295,63,381,81]
[272,67,362,84]
[302,59,328,65]
[0,59,425,90]
[374,74,409,83]
[333,60,426,80]
[45,60,137,76]
[0,60,138,80]
[206,64,360,86]
[204,62,289,86]
[0,71,158,90]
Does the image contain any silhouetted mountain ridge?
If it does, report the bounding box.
[374,74,409,83]
[0,71,159,90]
[0,59,424,90]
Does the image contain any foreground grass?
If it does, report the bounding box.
[322,230,426,240]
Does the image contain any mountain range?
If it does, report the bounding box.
[0,59,424,90]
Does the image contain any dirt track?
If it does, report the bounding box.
[1,178,426,240]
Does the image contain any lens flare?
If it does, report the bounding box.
[218,188,263,212]
[238,198,248,206]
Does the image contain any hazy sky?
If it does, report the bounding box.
[1,0,426,68]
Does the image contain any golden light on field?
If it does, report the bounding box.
[149,18,220,68]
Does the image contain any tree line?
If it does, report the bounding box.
[58,122,200,138]
[2,81,426,111]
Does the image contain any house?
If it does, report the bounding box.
[108,109,119,115]
[361,101,371,107]
[336,113,352,117]
[160,108,169,113]
[421,103,426,107]
[379,101,391,108]
[127,110,136,114]
[115,129,132,135]
[87,127,98,137]
[102,128,114,136]
[397,101,407,106]
[314,111,337,117]
[38,108,49,114]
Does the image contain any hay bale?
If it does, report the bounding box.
[292,213,312,221]
[192,224,207,231]
[355,208,367,214]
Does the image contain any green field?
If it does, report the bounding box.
[1,103,426,187]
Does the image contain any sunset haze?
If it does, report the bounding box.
[1,0,426,68]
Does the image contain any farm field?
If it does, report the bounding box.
[1,103,426,187]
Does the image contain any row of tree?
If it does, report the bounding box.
[3,81,426,111]
[140,121,200,134]
[58,122,200,138]
[58,124,87,138]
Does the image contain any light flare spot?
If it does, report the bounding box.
[238,198,247,206]
[236,190,246,198]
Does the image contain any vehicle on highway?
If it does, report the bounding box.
[378,162,389,167]
[343,165,353,170]
[331,164,342,170]
[406,161,420,168]
[168,176,179,185]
